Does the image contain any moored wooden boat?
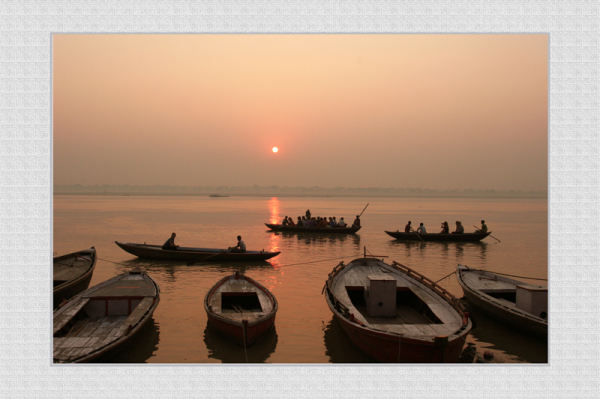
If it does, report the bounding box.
[385,230,491,242]
[115,241,280,262]
[456,264,547,339]
[324,257,472,363]
[265,223,361,234]
[53,270,160,363]
[53,248,97,308]
[204,272,278,346]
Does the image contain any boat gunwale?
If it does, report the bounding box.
[204,274,278,329]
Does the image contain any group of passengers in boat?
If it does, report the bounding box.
[280,209,360,229]
[404,220,487,234]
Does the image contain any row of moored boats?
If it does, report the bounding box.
[54,239,547,363]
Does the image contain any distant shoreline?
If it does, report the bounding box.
[54,184,547,199]
[53,191,547,200]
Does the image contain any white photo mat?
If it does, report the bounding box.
[0,1,598,398]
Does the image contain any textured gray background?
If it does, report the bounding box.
[0,1,598,398]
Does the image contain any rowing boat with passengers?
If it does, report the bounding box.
[384,230,491,242]
[265,224,361,234]
[115,241,280,262]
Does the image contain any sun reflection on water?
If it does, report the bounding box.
[267,197,282,270]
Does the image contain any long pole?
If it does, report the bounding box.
[358,203,369,217]
[473,225,501,243]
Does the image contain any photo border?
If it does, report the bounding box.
[1,1,598,398]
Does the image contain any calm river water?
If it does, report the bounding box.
[53,195,548,363]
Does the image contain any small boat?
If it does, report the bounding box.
[385,230,491,242]
[456,264,547,339]
[53,270,160,363]
[209,194,229,197]
[53,248,97,308]
[204,272,278,346]
[265,223,361,234]
[115,241,280,262]
[324,257,472,363]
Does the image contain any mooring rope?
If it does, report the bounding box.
[96,254,350,269]
[483,270,547,281]
[436,268,547,283]
[435,270,456,283]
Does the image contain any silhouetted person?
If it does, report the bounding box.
[405,221,412,233]
[476,220,488,233]
[416,223,427,234]
[452,221,464,234]
[440,221,449,234]
[162,232,179,250]
[230,235,246,253]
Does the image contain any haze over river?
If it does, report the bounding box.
[53,195,548,363]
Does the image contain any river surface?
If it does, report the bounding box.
[53,195,548,363]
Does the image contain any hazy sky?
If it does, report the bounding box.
[53,34,548,191]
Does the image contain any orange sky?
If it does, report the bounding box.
[53,34,548,191]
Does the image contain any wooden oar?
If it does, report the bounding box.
[473,225,501,242]
[186,250,226,266]
[410,227,425,242]
[358,203,369,217]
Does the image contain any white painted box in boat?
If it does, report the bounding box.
[516,285,548,319]
[365,276,396,317]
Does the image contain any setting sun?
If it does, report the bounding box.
[272,147,278,153]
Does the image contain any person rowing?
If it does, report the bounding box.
[416,223,427,234]
[475,220,488,233]
[162,233,179,250]
[229,235,246,253]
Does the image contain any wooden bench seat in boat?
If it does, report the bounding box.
[53,298,90,336]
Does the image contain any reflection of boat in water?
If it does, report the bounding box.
[324,257,472,363]
[265,223,361,234]
[385,230,492,242]
[323,316,373,363]
[204,323,278,363]
[205,272,278,346]
[456,265,547,340]
[53,247,97,308]
[53,270,160,363]
[115,241,280,262]
[459,300,548,363]
[273,230,361,246]
[104,318,160,363]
